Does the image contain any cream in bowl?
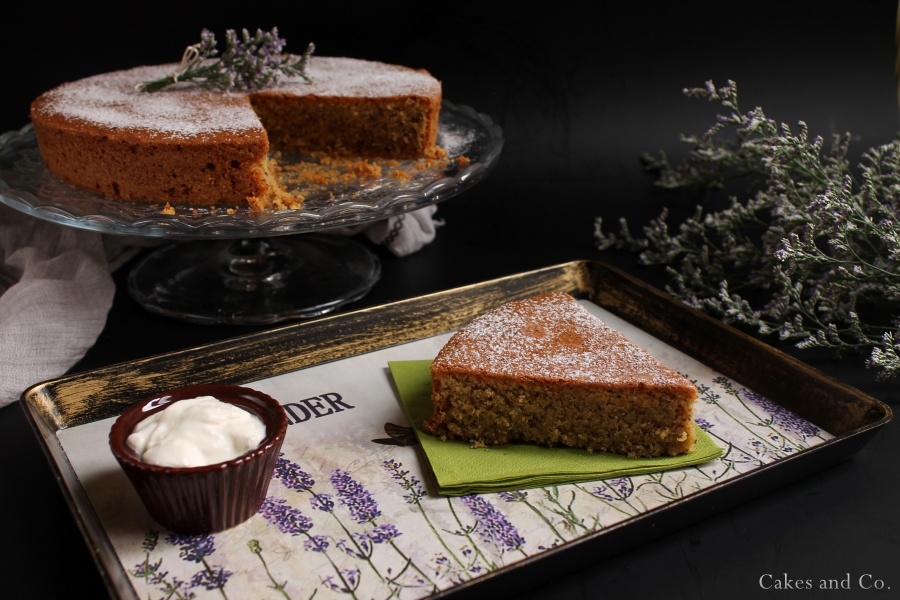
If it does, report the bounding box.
[109,384,288,534]
[126,395,267,468]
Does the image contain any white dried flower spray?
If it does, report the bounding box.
[596,80,900,380]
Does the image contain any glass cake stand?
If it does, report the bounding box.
[0,101,503,325]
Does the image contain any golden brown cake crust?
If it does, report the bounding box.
[30,57,442,206]
[425,291,699,457]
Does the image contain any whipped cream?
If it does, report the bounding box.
[126,395,266,468]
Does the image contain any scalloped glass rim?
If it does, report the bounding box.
[0,101,502,239]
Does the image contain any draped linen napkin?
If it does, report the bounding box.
[0,203,116,409]
[0,203,442,409]
[388,359,724,496]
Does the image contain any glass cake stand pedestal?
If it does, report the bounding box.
[126,235,381,325]
[0,101,503,325]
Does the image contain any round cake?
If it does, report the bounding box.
[30,57,442,208]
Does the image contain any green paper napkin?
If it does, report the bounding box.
[389,359,724,496]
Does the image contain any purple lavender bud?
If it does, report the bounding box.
[338,536,371,559]
[274,454,316,492]
[695,417,714,431]
[190,566,232,591]
[130,558,162,580]
[259,497,314,536]
[366,523,401,544]
[166,533,215,562]
[742,387,820,438]
[330,469,382,523]
[323,568,361,593]
[310,493,335,512]
[383,459,427,504]
[304,535,330,552]
[460,495,525,551]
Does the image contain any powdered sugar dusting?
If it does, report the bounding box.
[274,56,441,98]
[37,65,264,137]
[434,291,692,388]
[438,125,475,156]
[33,57,440,138]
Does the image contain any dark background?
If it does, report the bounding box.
[1,2,898,599]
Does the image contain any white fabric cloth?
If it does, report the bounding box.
[332,205,443,257]
[0,204,441,409]
[0,203,116,409]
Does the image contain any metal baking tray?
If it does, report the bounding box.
[21,260,891,599]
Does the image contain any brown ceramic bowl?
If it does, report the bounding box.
[109,384,288,534]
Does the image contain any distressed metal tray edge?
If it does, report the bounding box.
[20,259,893,599]
[24,259,891,435]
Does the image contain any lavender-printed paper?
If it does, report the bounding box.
[57,301,832,599]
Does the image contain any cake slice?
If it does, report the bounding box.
[424,291,698,457]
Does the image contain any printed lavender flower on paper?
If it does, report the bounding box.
[695,380,721,405]
[323,568,361,594]
[166,533,216,563]
[498,491,528,503]
[141,529,159,553]
[383,459,479,582]
[130,530,199,599]
[499,489,573,546]
[310,493,335,513]
[383,459,427,504]
[741,387,820,439]
[695,417,714,431]
[366,523,401,544]
[165,533,232,594]
[190,566,233,592]
[460,494,525,553]
[304,535,330,552]
[274,454,317,492]
[273,454,342,523]
[331,467,435,590]
[259,496,313,537]
[330,469,382,523]
[592,477,635,502]
[337,536,372,560]
[248,539,293,600]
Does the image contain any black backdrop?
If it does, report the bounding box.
[1,2,899,599]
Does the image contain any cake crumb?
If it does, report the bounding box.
[389,169,413,182]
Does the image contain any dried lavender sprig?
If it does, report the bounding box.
[139,27,314,93]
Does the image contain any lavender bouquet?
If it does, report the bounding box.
[139,27,314,93]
